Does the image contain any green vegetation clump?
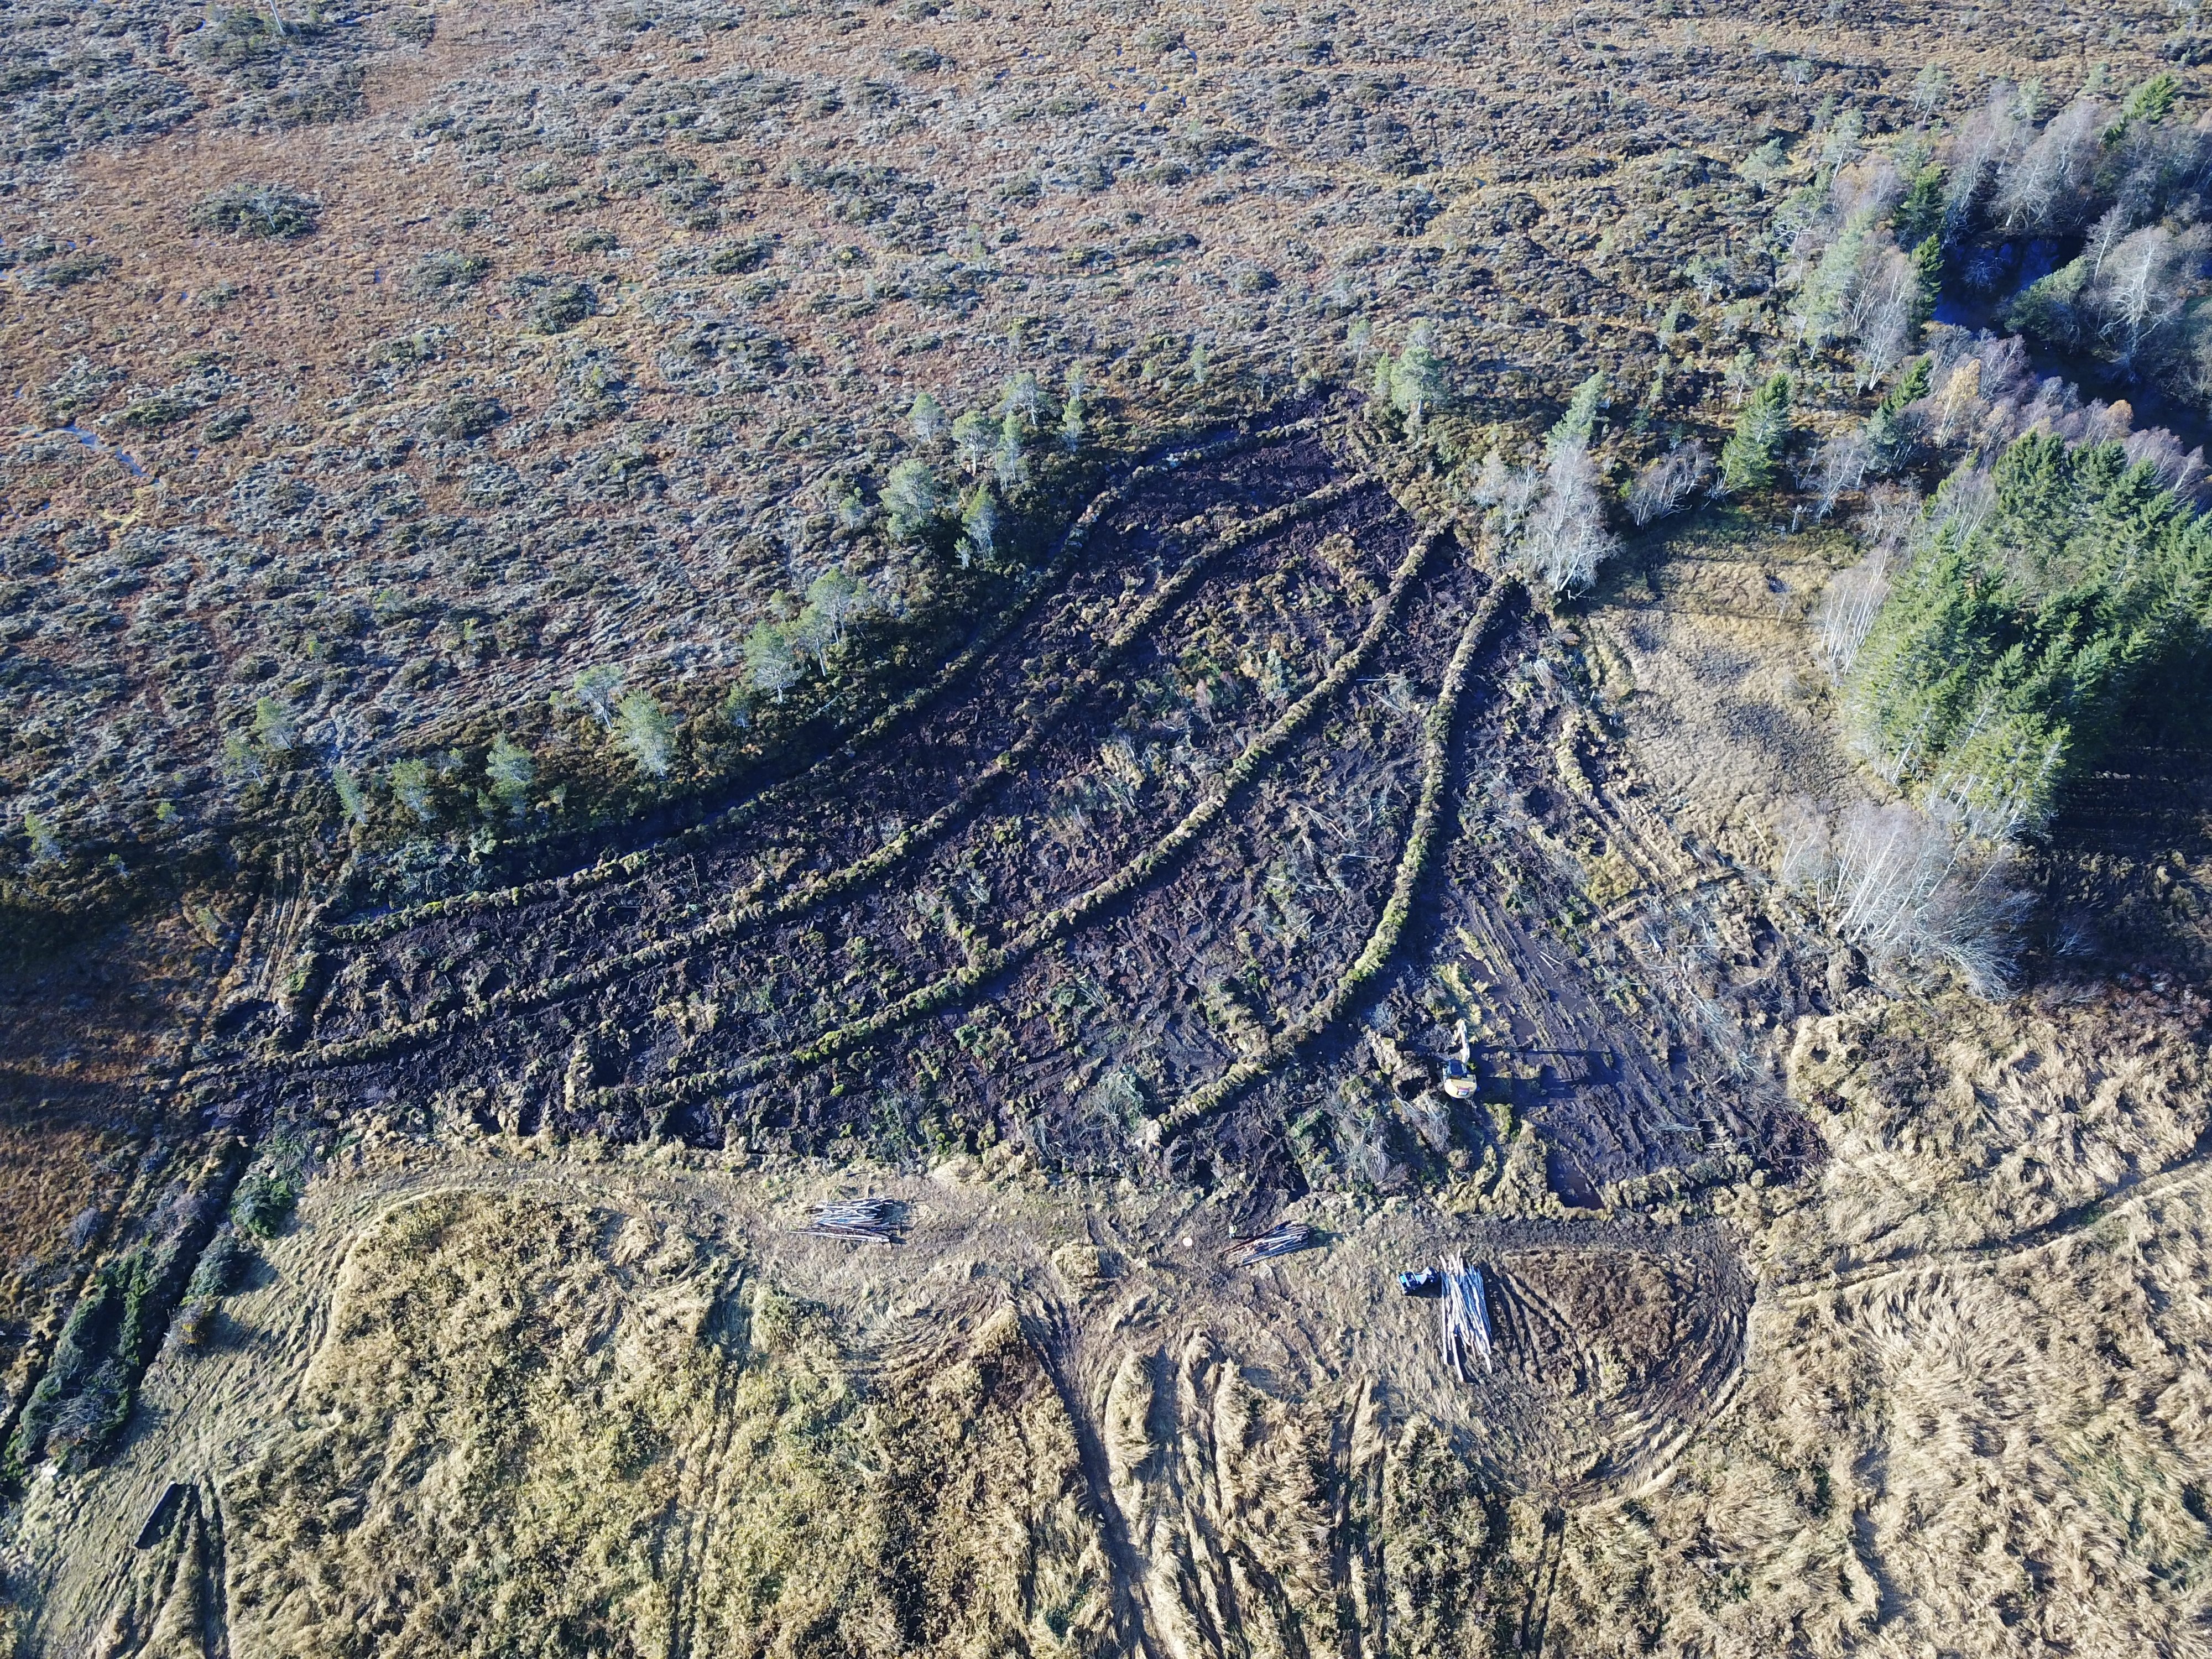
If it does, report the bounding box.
[187,7,328,70]
[28,250,117,290]
[527,278,599,333]
[184,1224,247,1301]
[116,392,197,431]
[1846,433,2212,836]
[408,249,492,299]
[189,183,322,239]
[233,1167,299,1238]
[707,234,776,274]
[427,394,507,441]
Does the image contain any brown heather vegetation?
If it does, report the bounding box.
[0,0,2193,917]
[3,0,2212,1655]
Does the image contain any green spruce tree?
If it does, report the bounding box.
[883,458,947,541]
[1865,355,1934,463]
[1892,169,1947,247]
[1908,234,1944,332]
[1545,372,1608,458]
[1719,373,1792,495]
[1389,325,1447,424]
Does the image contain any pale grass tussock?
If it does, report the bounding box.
[1532,992,2212,1658]
[1785,992,2208,1265]
[221,1192,1117,1659]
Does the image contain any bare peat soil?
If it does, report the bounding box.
[200,415,1819,1220]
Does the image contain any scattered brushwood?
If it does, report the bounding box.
[2,1142,250,1481]
[575,494,1447,1115]
[1164,571,1517,1136]
[286,455,1360,1076]
[313,415,1326,950]
[1227,1220,1324,1267]
[1439,1254,1494,1380]
[802,1197,904,1244]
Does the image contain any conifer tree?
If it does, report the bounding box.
[1059,362,1088,452]
[950,411,994,477]
[1908,234,1944,331]
[573,665,624,726]
[1390,337,1445,424]
[1371,352,1396,407]
[615,690,675,778]
[799,568,862,665]
[1845,431,2212,837]
[1545,372,1607,459]
[1718,373,1792,494]
[389,758,436,824]
[993,413,1030,492]
[1892,168,1947,247]
[1865,355,1933,462]
[998,371,1042,430]
[331,764,367,825]
[883,458,947,541]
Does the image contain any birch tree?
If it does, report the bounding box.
[1991,95,2106,231]
[1778,798,2026,994]
[745,622,801,702]
[1813,539,1893,680]
[2090,225,2193,364]
[1516,441,1618,593]
[1808,429,1874,518]
[1942,86,2027,235]
[1627,442,1712,526]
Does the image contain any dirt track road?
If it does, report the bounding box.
[17,1144,1755,1655]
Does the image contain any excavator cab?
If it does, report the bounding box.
[1439,1019,1480,1100]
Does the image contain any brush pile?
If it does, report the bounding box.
[802,1197,904,1243]
[1439,1253,1494,1378]
[1227,1220,1324,1267]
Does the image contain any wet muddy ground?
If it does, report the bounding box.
[196,418,1822,1222]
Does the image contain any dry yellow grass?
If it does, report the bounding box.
[1542,1176,2212,1657]
[1781,988,2209,1268]
[1533,989,2212,1659]
[26,988,2212,1659]
[218,1190,1115,1659]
